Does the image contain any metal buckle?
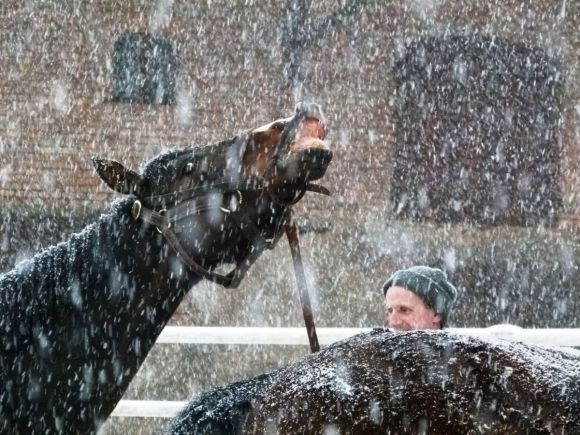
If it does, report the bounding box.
[220,190,243,214]
[156,209,170,233]
[131,200,142,220]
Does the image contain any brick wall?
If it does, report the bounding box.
[1,3,579,324]
[1,1,577,217]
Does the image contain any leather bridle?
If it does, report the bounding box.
[128,108,329,353]
[130,177,327,353]
[131,179,327,286]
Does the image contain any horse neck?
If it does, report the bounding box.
[2,195,203,363]
[84,197,203,326]
[0,197,203,433]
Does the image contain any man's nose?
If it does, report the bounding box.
[388,312,402,328]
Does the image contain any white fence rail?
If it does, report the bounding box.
[111,325,580,419]
[154,325,580,347]
[112,400,189,418]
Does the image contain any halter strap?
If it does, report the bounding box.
[141,179,265,209]
[285,222,320,353]
[131,188,293,288]
[163,228,260,288]
[131,182,328,288]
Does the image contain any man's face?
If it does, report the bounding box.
[384,286,442,331]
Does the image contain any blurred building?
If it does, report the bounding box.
[0,0,579,325]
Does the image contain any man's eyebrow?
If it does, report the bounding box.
[387,304,412,310]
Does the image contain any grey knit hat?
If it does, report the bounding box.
[382,266,458,325]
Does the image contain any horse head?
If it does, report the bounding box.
[92,102,332,287]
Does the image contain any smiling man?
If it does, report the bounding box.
[383,266,458,330]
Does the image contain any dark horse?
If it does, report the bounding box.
[168,329,580,434]
[0,103,332,434]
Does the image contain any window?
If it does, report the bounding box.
[390,33,563,226]
[112,33,177,105]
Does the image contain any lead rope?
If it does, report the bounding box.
[285,222,320,353]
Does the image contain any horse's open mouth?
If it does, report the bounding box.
[279,115,332,181]
[288,116,329,154]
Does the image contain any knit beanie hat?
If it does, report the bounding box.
[382,266,458,325]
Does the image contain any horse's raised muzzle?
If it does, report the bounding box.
[292,148,333,181]
[276,102,332,182]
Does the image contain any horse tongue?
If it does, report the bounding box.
[300,118,326,140]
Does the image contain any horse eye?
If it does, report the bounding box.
[273,122,285,131]
[183,162,195,175]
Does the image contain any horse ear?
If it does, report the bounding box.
[92,157,143,195]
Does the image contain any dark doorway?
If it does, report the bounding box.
[391,33,564,226]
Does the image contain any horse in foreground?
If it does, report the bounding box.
[0,102,332,434]
[168,329,580,434]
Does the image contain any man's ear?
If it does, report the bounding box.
[433,313,443,329]
[92,157,143,195]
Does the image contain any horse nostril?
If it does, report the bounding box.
[295,102,310,115]
[295,102,321,118]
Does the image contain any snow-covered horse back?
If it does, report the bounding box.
[168,329,580,434]
[0,102,332,434]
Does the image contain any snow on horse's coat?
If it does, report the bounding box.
[168,329,580,434]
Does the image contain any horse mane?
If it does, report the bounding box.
[140,138,239,177]
[0,198,130,317]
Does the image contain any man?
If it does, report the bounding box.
[383,265,458,330]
